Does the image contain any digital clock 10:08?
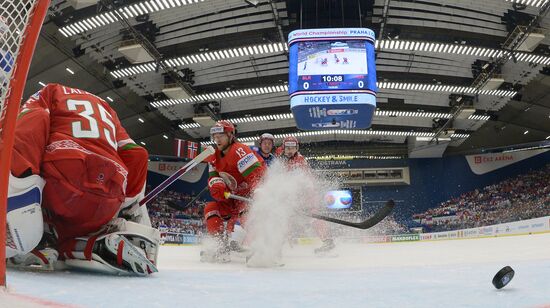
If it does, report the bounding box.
[321,75,344,82]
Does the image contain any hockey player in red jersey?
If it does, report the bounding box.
[280,136,307,168]
[202,120,266,262]
[4,84,159,276]
[279,136,336,255]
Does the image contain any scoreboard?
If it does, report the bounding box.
[288,28,377,130]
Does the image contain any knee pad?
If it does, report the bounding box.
[6,173,45,258]
[204,206,223,234]
[204,202,222,220]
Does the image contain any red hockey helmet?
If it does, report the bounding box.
[210,120,236,141]
[282,136,299,150]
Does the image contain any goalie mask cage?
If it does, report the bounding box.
[0,0,51,286]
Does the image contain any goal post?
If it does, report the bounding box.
[0,0,51,286]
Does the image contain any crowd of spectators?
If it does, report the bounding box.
[146,187,207,235]
[413,164,550,232]
[144,164,550,237]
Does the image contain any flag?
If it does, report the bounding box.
[187,141,198,159]
[174,138,186,158]
[174,138,204,159]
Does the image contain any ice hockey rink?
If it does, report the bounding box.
[3,233,550,308]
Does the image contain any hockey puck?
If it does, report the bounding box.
[492,266,515,289]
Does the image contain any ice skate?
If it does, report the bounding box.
[314,239,337,257]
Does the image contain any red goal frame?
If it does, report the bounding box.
[0,0,51,286]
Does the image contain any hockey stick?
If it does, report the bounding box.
[224,192,395,230]
[140,146,215,206]
[166,186,209,210]
[308,200,395,229]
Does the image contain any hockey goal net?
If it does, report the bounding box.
[0,0,50,286]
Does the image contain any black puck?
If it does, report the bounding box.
[492,266,515,289]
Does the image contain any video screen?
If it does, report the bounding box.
[297,40,368,76]
[323,188,362,211]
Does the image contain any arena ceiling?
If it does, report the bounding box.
[23,0,550,158]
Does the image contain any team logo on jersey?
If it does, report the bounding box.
[96,173,105,184]
[237,153,258,174]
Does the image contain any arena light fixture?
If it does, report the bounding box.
[244,0,259,7]
[376,110,452,119]
[450,133,470,139]
[220,110,457,126]
[59,0,208,37]
[65,67,75,75]
[306,155,404,160]
[138,118,145,123]
[376,81,517,97]
[178,122,201,129]
[505,0,549,7]
[140,141,146,145]
[199,130,469,143]
[468,114,491,121]
[163,134,169,139]
[151,84,289,107]
[376,39,550,65]
[106,96,114,102]
[229,113,294,123]
[235,130,438,143]
[38,81,46,87]
[110,38,550,79]
[151,82,516,108]
[110,42,285,78]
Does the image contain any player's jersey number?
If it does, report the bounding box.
[236,147,247,158]
[66,99,117,149]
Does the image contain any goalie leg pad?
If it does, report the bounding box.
[103,219,160,264]
[63,231,159,276]
[7,248,59,271]
[100,233,158,276]
[6,173,45,258]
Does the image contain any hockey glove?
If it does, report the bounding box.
[208,177,228,201]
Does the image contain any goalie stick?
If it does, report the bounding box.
[224,192,395,230]
[139,146,215,206]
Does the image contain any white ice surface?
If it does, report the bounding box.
[4,233,550,308]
